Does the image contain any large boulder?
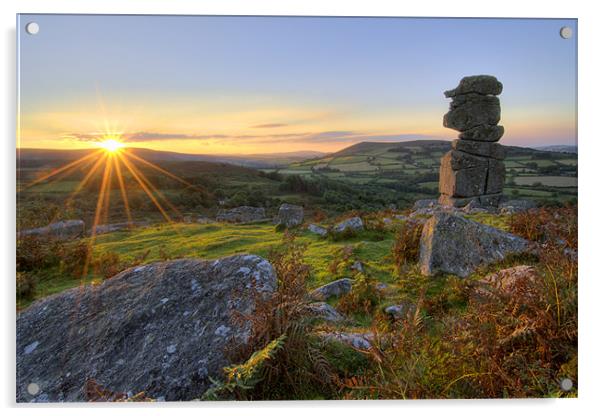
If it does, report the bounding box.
[452,139,506,160]
[459,124,505,142]
[332,217,364,235]
[443,93,501,132]
[444,75,504,98]
[276,203,304,228]
[486,159,506,194]
[18,220,85,240]
[216,206,266,223]
[439,151,488,197]
[419,213,530,277]
[16,255,277,402]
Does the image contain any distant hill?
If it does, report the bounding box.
[534,145,577,154]
[17,148,326,168]
[329,140,452,158]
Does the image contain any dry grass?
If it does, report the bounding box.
[391,220,423,274]
[343,205,577,399]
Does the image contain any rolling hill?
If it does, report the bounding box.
[17,147,326,169]
[274,140,578,204]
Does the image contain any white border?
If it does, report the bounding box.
[2,1,600,415]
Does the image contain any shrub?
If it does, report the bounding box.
[207,232,336,400]
[337,274,382,316]
[16,272,37,300]
[392,220,423,274]
[93,251,125,279]
[17,236,87,277]
[509,204,577,249]
[342,238,577,399]
[327,245,355,275]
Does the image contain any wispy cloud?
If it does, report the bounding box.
[250,123,288,129]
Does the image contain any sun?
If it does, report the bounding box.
[98,138,125,153]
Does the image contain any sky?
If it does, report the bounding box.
[18,15,577,155]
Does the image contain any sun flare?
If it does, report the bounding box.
[98,138,125,153]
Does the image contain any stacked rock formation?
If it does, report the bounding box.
[439,75,506,208]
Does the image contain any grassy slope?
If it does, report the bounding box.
[22,212,508,309]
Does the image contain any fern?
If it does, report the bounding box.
[202,334,286,400]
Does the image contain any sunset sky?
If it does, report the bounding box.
[18,15,577,155]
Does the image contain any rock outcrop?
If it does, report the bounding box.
[439,75,506,208]
[18,220,85,240]
[275,203,304,228]
[419,213,530,277]
[216,206,266,223]
[16,255,277,402]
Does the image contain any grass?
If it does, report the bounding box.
[17,205,578,400]
[20,210,512,310]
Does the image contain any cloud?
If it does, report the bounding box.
[250,123,288,128]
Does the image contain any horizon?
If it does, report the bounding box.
[16,139,577,158]
[18,15,577,154]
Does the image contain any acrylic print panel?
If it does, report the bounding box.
[16,14,577,402]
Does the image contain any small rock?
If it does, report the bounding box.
[499,199,538,215]
[216,206,266,223]
[90,222,140,236]
[332,217,364,235]
[18,220,85,240]
[413,199,438,210]
[275,203,304,228]
[350,261,364,273]
[307,224,328,237]
[196,216,214,224]
[474,265,540,300]
[384,302,416,320]
[305,302,345,323]
[310,278,353,301]
[320,332,373,350]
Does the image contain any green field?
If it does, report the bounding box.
[514,176,577,187]
[282,141,577,206]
